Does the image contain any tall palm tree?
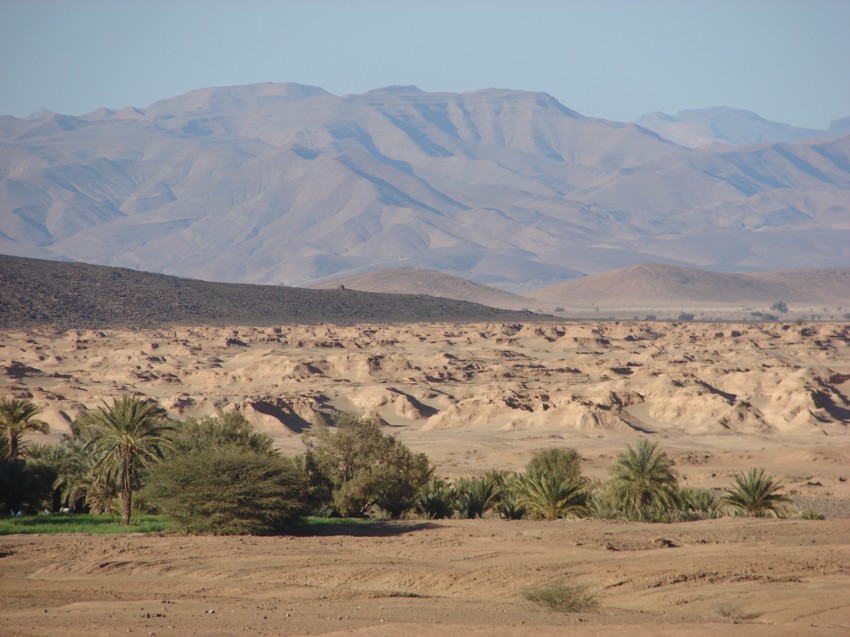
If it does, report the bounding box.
[721,468,790,518]
[83,394,174,525]
[608,438,678,518]
[517,472,587,520]
[0,397,49,459]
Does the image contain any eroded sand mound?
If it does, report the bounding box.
[4,321,848,442]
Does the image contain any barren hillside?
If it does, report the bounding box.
[0,254,538,329]
[311,267,538,310]
[528,263,850,314]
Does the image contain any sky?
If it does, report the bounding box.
[1,0,848,129]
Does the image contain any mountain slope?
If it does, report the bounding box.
[635,107,844,148]
[1,83,849,287]
[311,267,537,310]
[527,263,850,308]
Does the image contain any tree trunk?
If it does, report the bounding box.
[121,487,132,526]
[121,451,133,525]
[7,427,17,459]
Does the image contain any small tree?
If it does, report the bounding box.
[770,301,789,314]
[721,468,790,517]
[0,397,49,459]
[305,414,432,518]
[516,448,587,520]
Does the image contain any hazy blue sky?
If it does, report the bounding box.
[1,0,848,128]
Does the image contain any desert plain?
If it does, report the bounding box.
[1,319,849,636]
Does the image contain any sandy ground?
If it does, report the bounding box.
[2,320,849,634]
[1,517,849,636]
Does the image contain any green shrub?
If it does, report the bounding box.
[144,447,309,534]
[495,479,527,520]
[416,477,455,519]
[677,487,719,520]
[526,448,583,485]
[516,472,587,520]
[453,476,500,518]
[522,580,599,613]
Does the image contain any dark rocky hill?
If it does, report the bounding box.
[0,255,539,329]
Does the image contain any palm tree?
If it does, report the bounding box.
[721,468,790,518]
[416,476,455,519]
[49,436,104,512]
[453,476,500,518]
[0,397,49,459]
[83,394,174,525]
[608,439,678,519]
[517,472,587,520]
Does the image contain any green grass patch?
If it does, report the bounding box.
[522,580,599,613]
[0,514,404,536]
[0,514,170,535]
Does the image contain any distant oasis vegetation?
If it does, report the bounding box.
[1,395,814,535]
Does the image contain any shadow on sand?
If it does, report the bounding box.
[296,519,443,538]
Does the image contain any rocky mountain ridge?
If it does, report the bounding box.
[2,82,848,288]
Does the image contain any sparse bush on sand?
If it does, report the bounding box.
[522,580,599,613]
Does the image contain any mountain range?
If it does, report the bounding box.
[1,82,848,290]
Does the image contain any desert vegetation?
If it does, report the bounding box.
[2,395,827,533]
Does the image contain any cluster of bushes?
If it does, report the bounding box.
[1,396,434,534]
[1,395,802,534]
[414,440,793,523]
